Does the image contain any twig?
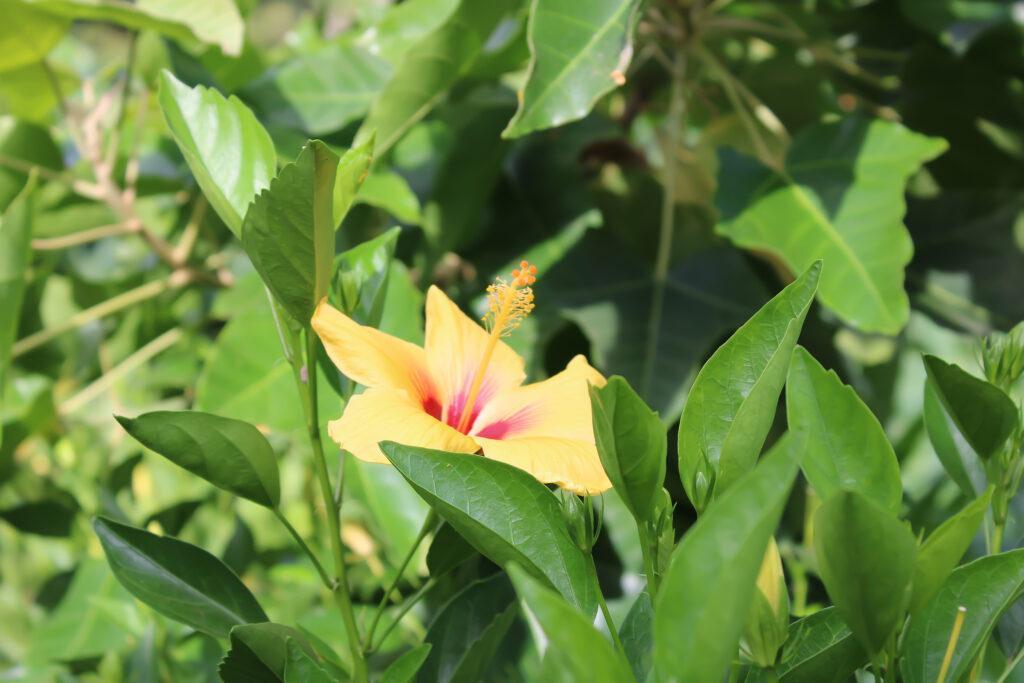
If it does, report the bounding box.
[0,153,104,200]
[171,197,207,264]
[31,222,136,250]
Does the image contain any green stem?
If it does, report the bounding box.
[992,521,1005,555]
[272,508,331,588]
[362,510,438,652]
[368,578,438,653]
[637,523,659,595]
[589,556,625,654]
[303,329,368,683]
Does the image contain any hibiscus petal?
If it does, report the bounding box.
[424,285,525,426]
[327,388,479,464]
[471,355,606,441]
[312,300,438,403]
[474,435,613,495]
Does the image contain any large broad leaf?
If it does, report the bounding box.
[747,608,866,683]
[158,70,276,236]
[903,549,1024,683]
[284,638,337,683]
[94,517,267,638]
[0,1,68,72]
[716,116,947,334]
[115,410,280,508]
[502,0,639,138]
[242,140,339,324]
[0,176,34,439]
[909,488,992,614]
[356,0,519,155]
[654,434,801,683]
[813,491,917,658]
[923,354,1018,460]
[678,261,820,511]
[381,442,599,617]
[27,0,243,55]
[417,573,516,683]
[508,565,633,683]
[243,42,391,136]
[590,376,665,523]
[786,346,902,514]
[923,377,985,498]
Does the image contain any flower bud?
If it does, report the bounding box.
[742,537,790,668]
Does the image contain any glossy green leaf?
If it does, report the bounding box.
[425,522,476,578]
[679,261,820,511]
[716,117,947,334]
[786,346,902,514]
[158,70,276,236]
[0,1,68,72]
[417,573,516,683]
[0,176,34,437]
[747,608,866,683]
[219,623,318,683]
[115,410,280,508]
[590,375,665,523]
[382,644,432,683]
[356,0,518,155]
[910,487,992,614]
[619,591,654,683]
[502,0,639,138]
[381,442,599,617]
[923,354,1018,460]
[508,564,633,683]
[813,491,917,658]
[27,0,243,55]
[654,434,801,683]
[903,549,1024,683]
[923,377,984,497]
[332,134,375,227]
[244,43,391,135]
[331,227,400,328]
[93,516,267,638]
[243,140,339,323]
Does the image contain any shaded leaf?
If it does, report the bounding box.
[219,623,317,683]
[747,608,866,683]
[0,119,61,211]
[425,522,476,578]
[0,500,78,537]
[619,591,654,683]
[923,377,985,497]
[0,177,35,438]
[331,227,399,329]
[284,638,336,683]
[382,644,432,683]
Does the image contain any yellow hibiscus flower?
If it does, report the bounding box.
[311,261,612,495]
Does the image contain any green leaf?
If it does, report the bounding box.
[654,434,801,683]
[747,608,866,683]
[786,346,902,514]
[923,354,1018,460]
[899,0,1010,53]
[27,0,244,55]
[333,134,375,227]
[382,644,432,683]
[502,0,639,138]
[158,70,276,236]
[425,522,476,578]
[0,500,77,537]
[812,491,917,658]
[219,623,318,683]
[417,573,517,683]
[242,140,339,323]
[619,591,654,683]
[903,549,1024,683]
[716,117,947,334]
[0,1,68,72]
[243,42,391,136]
[923,377,984,497]
[283,638,336,683]
[0,119,61,211]
[358,171,421,224]
[0,175,34,438]
[93,516,267,638]
[507,564,633,683]
[679,261,820,511]
[356,0,519,155]
[358,0,461,66]
[381,442,599,617]
[909,488,992,614]
[114,410,280,508]
[589,376,665,523]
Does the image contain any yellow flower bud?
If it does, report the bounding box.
[742,537,790,668]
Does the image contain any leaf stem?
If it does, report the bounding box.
[362,510,438,652]
[303,329,368,683]
[272,508,331,588]
[637,522,659,595]
[368,577,437,653]
[589,556,625,654]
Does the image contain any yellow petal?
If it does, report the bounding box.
[473,435,613,495]
[312,300,437,403]
[327,388,479,464]
[470,355,606,441]
[424,285,525,422]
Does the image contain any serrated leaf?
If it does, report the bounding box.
[502,0,639,138]
[716,116,947,334]
[786,346,902,514]
[381,442,599,618]
[115,410,280,508]
[923,354,1018,460]
[903,549,1024,683]
[747,608,866,683]
[679,261,820,511]
[813,491,916,658]
[654,434,801,683]
[94,517,267,638]
[158,70,276,236]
